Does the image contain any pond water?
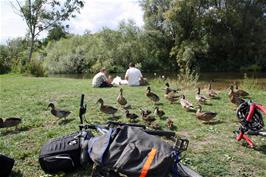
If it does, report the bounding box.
[48,72,266,90]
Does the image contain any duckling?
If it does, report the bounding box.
[117,88,127,107]
[228,85,244,106]
[150,122,161,130]
[140,108,152,117]
[234,82,249,97]
[208,82,218,98]
[143,115,156,124]
[125,110,138,122]
[146,87,160,104]
[0,117,22,129]
[97,98,118,118]
[166,118,174,129]
[195,87,208,104]
[47,103,71,120]
[196,105,217,122]
[180,95,195,112]
[154,107,165,118]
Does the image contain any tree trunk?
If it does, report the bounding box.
[28,36,34,63]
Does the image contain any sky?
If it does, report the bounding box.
[0,0,144,44]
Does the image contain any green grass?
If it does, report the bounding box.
[0,74,266,177]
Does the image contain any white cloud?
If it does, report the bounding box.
[0,0,144,44]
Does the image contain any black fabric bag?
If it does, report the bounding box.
[0,154,15,177]
[39,131,92,173]
[88,126,176,177]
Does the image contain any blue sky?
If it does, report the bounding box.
[0,0,144,44]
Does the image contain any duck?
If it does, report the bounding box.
[150,122,161,130]
[154,107,165,118]
[146,87,160,104]
[142,115,156,124]
[117,88,127,107]
[164,83,178,94]
[180,95,195,112]
[164,86,179,103]
[96,98,118,118]
[228,85,245,106]
[166,118,174,129]
[208,82,218,98]
[47,103,71,120]
[196,105,217,122]
[140,108,152,117]
[125,110,138,122]
[234,82,249,97]
[195,87,208,104]
[0,117,22,129]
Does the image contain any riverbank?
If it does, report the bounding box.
[0,74,265,177]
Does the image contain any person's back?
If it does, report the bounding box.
[125,65,143,86]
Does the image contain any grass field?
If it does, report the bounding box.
[0,74,266,177]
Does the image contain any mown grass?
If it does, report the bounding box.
[0,74,265,177]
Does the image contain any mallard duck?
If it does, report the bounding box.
[196,105,217,122]
[154,107,165,118]
[166,118,174,129]
[0,117,22,129]
[117,88,127,106]
[164,83,178,94]
[234,82,249,97]
[143,115,156,124]
[195,87,208,104]
[47,103,71,120]
[164,84,179,103]
[150,122,161,130]
[180,95,195,112]
[97,98,118,118]
[140,108,152,117]
[146,87,160,104]
[125,110,138,122]
[228,85,245,106]
[208,82,218,98]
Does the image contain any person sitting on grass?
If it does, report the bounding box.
[125,63,147,86]
[92,67,113,88]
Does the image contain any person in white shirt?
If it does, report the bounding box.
[125,63,144,86]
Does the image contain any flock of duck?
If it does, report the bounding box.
[0,81,249,131]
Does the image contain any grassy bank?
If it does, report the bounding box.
[0,74,266,177]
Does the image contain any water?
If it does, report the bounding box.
[48,72,266,90]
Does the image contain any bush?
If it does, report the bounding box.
[27,59,46,77]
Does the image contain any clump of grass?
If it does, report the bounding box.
[241,73,260,90]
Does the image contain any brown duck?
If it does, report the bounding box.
[180,95,195,112]
[154,107,165,118]
[97,98,118,118]
[0,117,22,129]
[234,82,249,97]
[150,122,161,130]
[125,110,138,122]
[146,87,160,104]
[142,115,156,124]
[164,83,178,94]
[208,82,218,98]
[195,87,208,104]
[117,88,127,107]
[47,103,71,120]
[166,118,174,129]
[196,105,217,122]
[140,108,152,117]
[228,85,244,106]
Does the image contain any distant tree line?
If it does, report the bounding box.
[1,0,266,75]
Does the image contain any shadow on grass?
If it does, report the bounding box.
[203,102,213,106]
[10,170,23,177]
[0,126,31,136]
[210,96,221,100]
[254,144,266,154]
[58,118,75,125]
[203,120,225,125]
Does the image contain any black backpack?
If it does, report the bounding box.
[0,154,15,177]
[39,131,93,173]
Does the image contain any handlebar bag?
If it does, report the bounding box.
[88,126,177,177]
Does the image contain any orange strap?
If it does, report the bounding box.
[139,148,157,177]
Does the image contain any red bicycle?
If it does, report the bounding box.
[235,101,266,148]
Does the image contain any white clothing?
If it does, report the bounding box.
[125,67,143,86]
[111,76,128,86]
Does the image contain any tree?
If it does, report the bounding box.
[12,0,84,63]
